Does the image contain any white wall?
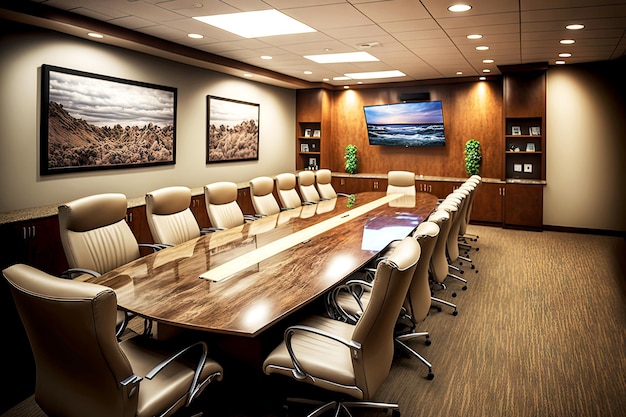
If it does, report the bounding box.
[545,64,626,232]
[0,23,295,212]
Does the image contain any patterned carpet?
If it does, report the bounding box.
[4,225,626,417]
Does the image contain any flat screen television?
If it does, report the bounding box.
[363,100,446,147]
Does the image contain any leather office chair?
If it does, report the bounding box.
[263,236,420,417]
[249,176,281,216]
[3,263,223,417]
[297,170,321,203]
[387,170,416,195]
[58,193,160,337]
[204,181,257,229]
[275,173,307,209]
[145,186,210,247]
[315,169,349,199]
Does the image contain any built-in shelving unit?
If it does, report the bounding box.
[295,89,331,171]
[297,122,321,170]
[504,117,544,180]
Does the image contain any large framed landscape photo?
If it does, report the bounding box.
[40,64,176,175]
[207,95,259,163]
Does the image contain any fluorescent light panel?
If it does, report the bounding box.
[304,51,379,64]
[344,70,406,80]
[193,10,316,38]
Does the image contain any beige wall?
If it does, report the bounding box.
[545,64,626,232]
[0,23,296,213]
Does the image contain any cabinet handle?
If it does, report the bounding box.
[31,225,35,238]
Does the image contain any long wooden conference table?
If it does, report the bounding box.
[87,191,437,339]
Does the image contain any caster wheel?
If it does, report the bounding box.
[475,270,479,274]
[459,270,464,274]
[425,339,432,346]
[437,306,442,312]
[452,292,457,297]
[471,265,475,269]
[452,310,458,316]
[392,409,401,417]
[427,372,434,380]
[462,285,468,291]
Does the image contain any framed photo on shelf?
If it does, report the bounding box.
[308,158,317,167]
[312,129,321,137]
[300,144,309,152]
[511,126,522,135]
[514,163,523,173]
[526,143,536,152]
[530,126,541,135]
[524,163,533,173]
[303,128,312,137]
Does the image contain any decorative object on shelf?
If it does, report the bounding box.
[526,143,536,152]
[313,129,321,137]
[530,126,541,135]
[304,128,312,137]
[40,64,176,175]
[464,138,482,175]
[301,144,309,152]
[511,126,522,135]
[344,144,358,174]
[207,95,259,163]
[346,194,356,208]
[514,163,523,172]
[524,163,533,173]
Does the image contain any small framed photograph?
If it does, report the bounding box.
[526,143,536,152]
[308,157,317,167]
[513,163,523,173]
[300,143,309,152]
[310,142,317,151]
[530,126,541,135]
[312,129,321,137]
[511,126,522,135]
[303,128,312,137]
[524,163,533,173]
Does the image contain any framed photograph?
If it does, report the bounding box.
[207,95,259,163]
[40,64,176,175]
[514,163,523,173]
[312,129,321,137]
[511,126,522,135]
[308,157,317,167]
[300,144,309,152]
[526,143,536,152]
[303,128,312,137]
[524,163,533,173]
[530,126,541,135]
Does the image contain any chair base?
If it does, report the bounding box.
[286,397,400,417]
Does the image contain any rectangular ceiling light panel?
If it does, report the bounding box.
[304,51,380,63]
[194,10,316,38]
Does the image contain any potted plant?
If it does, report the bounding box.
[344,144,358,174]
[464,139,481,176]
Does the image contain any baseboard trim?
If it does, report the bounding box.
[542,225,626,238]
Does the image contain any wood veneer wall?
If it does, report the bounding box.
[327,80,503,179]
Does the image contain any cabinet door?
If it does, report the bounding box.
[237,187,255,216]
[191,195,210,229]
[126,206,153,248]
[504,183,543,229]
[470,182,504,224]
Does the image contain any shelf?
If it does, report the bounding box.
[506,151,542,154]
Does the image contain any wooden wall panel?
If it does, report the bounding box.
[328,80,503,179]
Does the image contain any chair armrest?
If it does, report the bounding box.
[201,227,225,234]
[280,207,294,211]
[302,201,317,205]
[61,268,100,279]
[243,215,260,222]
[139,243,167,252]
[337,193,351,197]
[145,340,213,405]
[284,324,361,380]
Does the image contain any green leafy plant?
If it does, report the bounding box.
[344,144,358,174]
[464,139,482,175]
[346,193,356,208]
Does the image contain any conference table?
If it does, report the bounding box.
[87,191,437,340]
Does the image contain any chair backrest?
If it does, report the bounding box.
[204,181,245,229]
[428,208,452,284]
[315,169,337,199]
[58,193,140,274]
[352,236,420,399]
[145,186,200,245]
[3,263,138,417]
[298,171,321,203]
[443,191,468,261]
[407,221,439,323]
[387,171,416,195]
[460,179,480,235]
[275,173,302,209]
[249,176,281,216]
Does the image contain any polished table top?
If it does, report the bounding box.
[88,192,437,337]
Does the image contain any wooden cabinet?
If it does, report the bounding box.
[470,182,505,225]
[297,122,321,170]
[237,187,255,217]
[504,183,543,230]
[191,195,210,229]
[296,89,331,171]
[417,180,462,199]
[332,176,386,194]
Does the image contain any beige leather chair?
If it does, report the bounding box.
[275,173,305,209]
[387,170,416,195]
[297,170,321,203]
[249,176,281,216]
[315,169,349,200]
[263,236,420,416]
[3,263,223,417]
[204,181,256,229]
[58,193,160,336]
[145,186,207,247]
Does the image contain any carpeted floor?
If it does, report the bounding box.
[3,225,626,417]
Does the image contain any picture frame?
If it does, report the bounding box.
[526,143,536,152]
[514,163,523,173]
[530,126,541,135]
[312,129,321,138]
[40,64,177,175]
[308,157,317,167]
[207,95,259,163]
[511,126,522,135]
[524,163,533,173]
[300,144,309,152]
[303,128,312,137]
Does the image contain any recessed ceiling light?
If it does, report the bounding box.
[323,78,329,81]
[344,86,350,89]
[193,10,316,38]
[560,39,575,45]
[243,73,253,77]
[555,60,566,65]
[448,4,472,12]
[483,59,494,64]
[476,46,489,51]
[482,69,491,73]
[261,55,272,60]
[304,51,379,64]
[187,33,204,39]
[479,76,486,80]
[87,32,104,38]
[559,53,572,58]
[343,70,406,80]
[566,24,585,30]
[456,71,464,75]
[333,76,352,81]
[304,71,313,75]
[467,34,482,40]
